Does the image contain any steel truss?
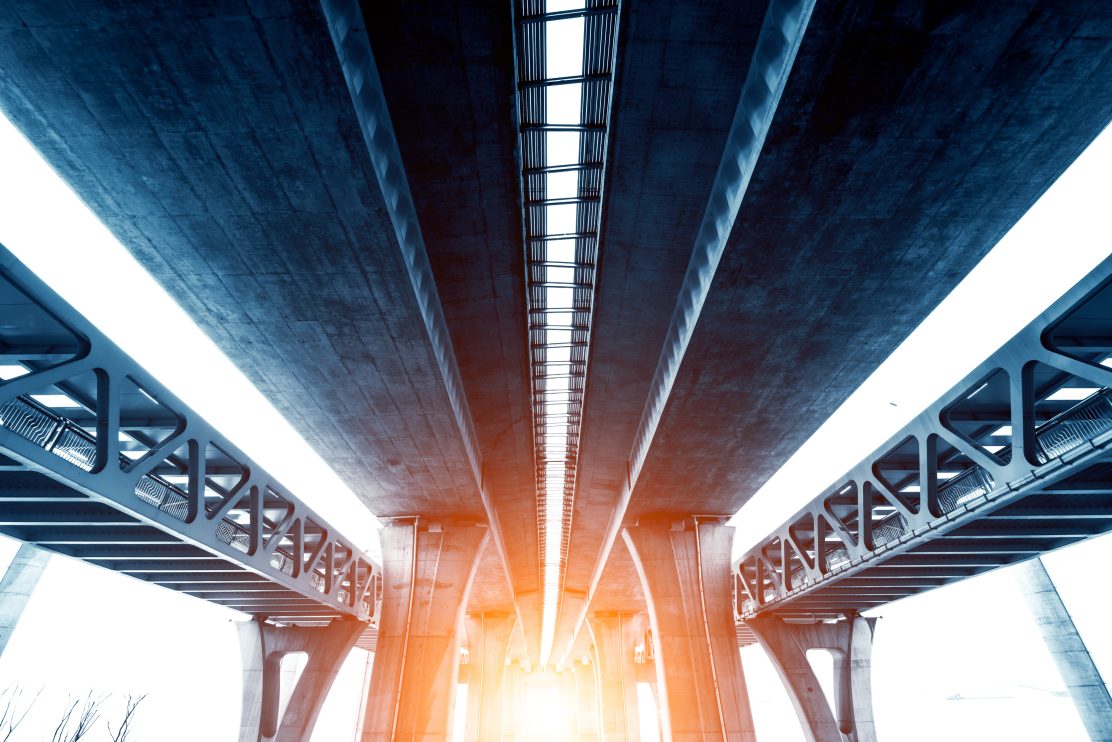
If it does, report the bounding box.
[0,246,380,625]
[735,256,1112,626]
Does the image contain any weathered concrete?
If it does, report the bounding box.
[362,1,540,618]
[464,613,514,742]
[630,0,1112,519]
[623,521,755,741]
[589,613,641,741]
[0,542,49,657]
[554,0,771,661]
[0,1,482,521]
[1,0,1110,675]
[1017,557,1112,742]
[561,0,1112,635]
[362,522,488,741]
[747,616,877,742]
[552,590,589,670]
[237,617,366,742]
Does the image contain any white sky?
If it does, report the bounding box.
[3,529,1110,740]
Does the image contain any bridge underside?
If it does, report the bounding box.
[0,0,1109,739]
[737,257,1112,625]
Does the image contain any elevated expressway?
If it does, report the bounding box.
[736,259,1112,623]
[734,256,1112,741]
[0,0,1109,740]
[0,245,381,624]
[0,244,381,738]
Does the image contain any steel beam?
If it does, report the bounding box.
[0,245,381,624]
[736,256,1112,622]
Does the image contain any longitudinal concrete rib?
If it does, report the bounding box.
[559,0,817,664]
[318,1,514,589]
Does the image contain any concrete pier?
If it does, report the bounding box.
[1017,557,1112,742]
[748,615,877,742]
[0,543,49,658]
[623,520,756,741]
[361,521,488,741]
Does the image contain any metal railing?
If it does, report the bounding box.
[1033,387,1112,463]
[0,393,372,614]
[767,387,1112,607]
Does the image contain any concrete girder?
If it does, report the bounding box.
[553,0,817,669]
[317,0,528,664]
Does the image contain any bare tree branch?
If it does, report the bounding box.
[0,685,41,742]
[107,693,148,742]
[50,698,78,742]
[67,692,102,741]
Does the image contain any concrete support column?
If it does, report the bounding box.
[649,680,664,734]
[237,617,366,742]
[746,616,877,742]
[362,521,488,741]
[1017,557,1112,741]
[0,542,49,657]
[589,613,640,740]
[464,613,514,742]
[623,519,756,741]
[573,661,600,740]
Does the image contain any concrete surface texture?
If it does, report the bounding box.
[747,615,878,742]
[1016,557,1112,742]
[0,0,1110,738]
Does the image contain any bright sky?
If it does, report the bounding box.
[3,528,1110,740]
